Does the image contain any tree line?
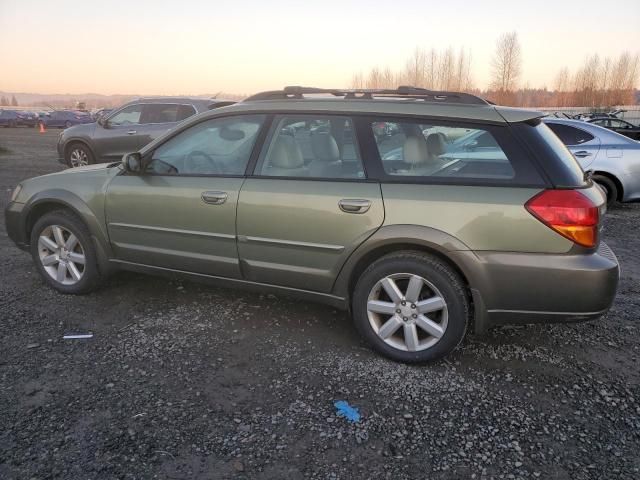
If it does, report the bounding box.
[350,32,639,108]
[0,95,19,107]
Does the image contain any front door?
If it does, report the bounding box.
[236,115,384,293]
[94,103,149,162]
[105,114,268,278]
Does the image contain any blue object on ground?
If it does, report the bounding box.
[334,400,361,422]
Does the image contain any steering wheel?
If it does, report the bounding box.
[185,150,221,174]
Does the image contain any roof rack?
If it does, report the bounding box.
[244,85,487,105]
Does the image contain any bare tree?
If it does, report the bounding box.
[424,48,439,89]
[490,32,522,104]
[10,95,18,107]
[350,72,364,89]
[404,47,426,87]
[552,67,571,106]
[0,96,7,106]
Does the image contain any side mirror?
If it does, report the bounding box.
[122,152,142,173]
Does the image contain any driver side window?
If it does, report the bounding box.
[109,104,143,126]
[146,115,266,176]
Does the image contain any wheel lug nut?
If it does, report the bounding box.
[403,317,408,321]
[401,301,406,306]
[412,314,417,318]
[411,304,416,309]
[396,309,401,314]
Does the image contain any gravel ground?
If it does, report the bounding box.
[1,128,639,480]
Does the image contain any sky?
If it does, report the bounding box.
[1,0,639,96]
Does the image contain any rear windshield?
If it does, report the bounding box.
[520,120,587,187]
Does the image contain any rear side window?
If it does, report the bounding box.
[256,115,365,179]
[545,123,594,146]
[369,120,515,180]
[140,104,196,124]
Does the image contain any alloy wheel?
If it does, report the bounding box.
[366,273,448,352]
[38,225,86,285]
[69,148,88,167]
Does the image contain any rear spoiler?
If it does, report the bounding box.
[495,106,546,124]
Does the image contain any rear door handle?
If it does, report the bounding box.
[573,150,592,158]
[201,191,228,205]
[127,130,137,135]
[338,199,371,214]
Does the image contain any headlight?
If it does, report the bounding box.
[9,184,22,202]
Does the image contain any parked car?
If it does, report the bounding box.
[57,97,236,167]
[544,118,640,204]
[6,86,619,363]
[586,117,640,141]
[38,110,93,129]
[17,111,38,127]
[0,109,20,127]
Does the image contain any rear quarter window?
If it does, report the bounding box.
[362,117,545,186]
[521,121,587,188]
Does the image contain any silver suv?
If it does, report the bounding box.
[57,97,234,167]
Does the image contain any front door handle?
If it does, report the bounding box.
[338,199,371,214]
[201,191,228,205]
[127,130,137,135]
[573,150,592,158]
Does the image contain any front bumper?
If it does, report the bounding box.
[453,242,620,331]
[5,201,29,251]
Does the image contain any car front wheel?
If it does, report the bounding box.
[30,210,103,294]
[66,142,94,168]
[352,251,469,363]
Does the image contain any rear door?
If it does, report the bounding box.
[545,122,600,168]
[236,114,384,293]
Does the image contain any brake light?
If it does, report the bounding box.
[525,190,599,248]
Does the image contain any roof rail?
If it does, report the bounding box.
[244,85,488,105]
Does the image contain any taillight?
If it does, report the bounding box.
[525,189,599,248]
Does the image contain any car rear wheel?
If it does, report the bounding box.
[30,210,103,294]
[352,251,469,363]
[593,175,618,206]
[66,143,94,168]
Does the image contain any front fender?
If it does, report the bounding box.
[22,189,113,273]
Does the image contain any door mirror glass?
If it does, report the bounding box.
[122,152,142,173]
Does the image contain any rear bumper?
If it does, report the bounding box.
[4,201,29,251]
[453,242,620,331]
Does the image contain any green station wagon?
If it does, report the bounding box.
[5,86,620,362]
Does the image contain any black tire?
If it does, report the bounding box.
[593,175,619,206]
[352,251,469,363]
[65,142,95,168]
[30,210,103,294]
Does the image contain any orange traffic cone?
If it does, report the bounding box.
[39,122,46,133]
